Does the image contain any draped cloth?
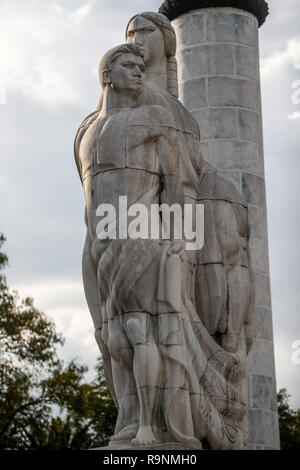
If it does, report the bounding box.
[91,204,248,450]
[155,246,249,449]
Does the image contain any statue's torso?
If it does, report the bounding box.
[78,104,178,240]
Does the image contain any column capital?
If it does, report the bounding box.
[159,0,269,27]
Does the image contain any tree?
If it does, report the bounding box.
[0,234,117,449]
[277,388,300,450]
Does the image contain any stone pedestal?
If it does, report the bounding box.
[92,443,202,451]
[159,0,280,450]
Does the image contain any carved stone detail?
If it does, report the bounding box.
[159,0,269,27]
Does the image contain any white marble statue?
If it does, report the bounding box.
[74,12,253,450]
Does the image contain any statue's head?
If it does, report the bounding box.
[125,12,178,98]
[98,44,145,97]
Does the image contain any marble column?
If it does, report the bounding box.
[159,0,280,450]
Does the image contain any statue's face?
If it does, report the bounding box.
[109,53,145,95]
[126,16,165,66]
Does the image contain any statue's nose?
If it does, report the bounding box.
[133,66,142,77]
[134,32,143,46]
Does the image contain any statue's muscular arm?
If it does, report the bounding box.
[74,114,103,332]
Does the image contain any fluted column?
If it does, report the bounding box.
[159,0,280,450]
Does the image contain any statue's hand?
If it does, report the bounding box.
[167,240,185,257]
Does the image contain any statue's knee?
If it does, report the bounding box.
[107,335,132,367]
[123,314,147,346]
[107,322,132,363]
[94,328,109,357]
[107,333,121,360]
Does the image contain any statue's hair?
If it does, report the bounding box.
[125,11,178,98]
[98,43,144,89]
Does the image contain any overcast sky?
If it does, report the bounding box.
[0,0,299,408]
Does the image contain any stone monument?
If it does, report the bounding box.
[74,2,278,450]
[158,0,280,450]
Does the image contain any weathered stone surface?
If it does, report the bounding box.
[181,78,207,110]
[252,272,271,307]
[251,374,278,412]
[242,172,266,206]
[252,444,280,450]
[248,409,280,447]
[247,339,276,377]
[207,11,258,46]
[173,12,205,47]
[247,204,267,239]
[253,306,273,342]
[241,142,264,176]
[238,109,262,142]
[178,44,234,80]
[193,108,237,139]
[249,237,269,274]
[247,444,256,450]
[208,76,259,111]
[200,140,263,176]
[95,442,202,450]
[221,170,242,192]
[234,45,260,79]
[200,140,240,170]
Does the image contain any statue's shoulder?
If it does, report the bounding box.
[135,87,175,127]
[143,83,199,137]
[75,110,100,144]
[77,110,100,132]
[143,85,177,123]
[199,161,247,207]
[74,110,100,181]
[160,89,200,138]
[143,83,171,108]
[145,103,175,128]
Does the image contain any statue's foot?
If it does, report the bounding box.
[131,426,159,446]
[110,424,138,445]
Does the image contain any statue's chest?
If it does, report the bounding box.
[95,108,160,173]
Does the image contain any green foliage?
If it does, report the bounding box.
[0,234,117,450]
[277,389,300,450]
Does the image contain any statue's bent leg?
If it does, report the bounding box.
[122,312,162,446]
